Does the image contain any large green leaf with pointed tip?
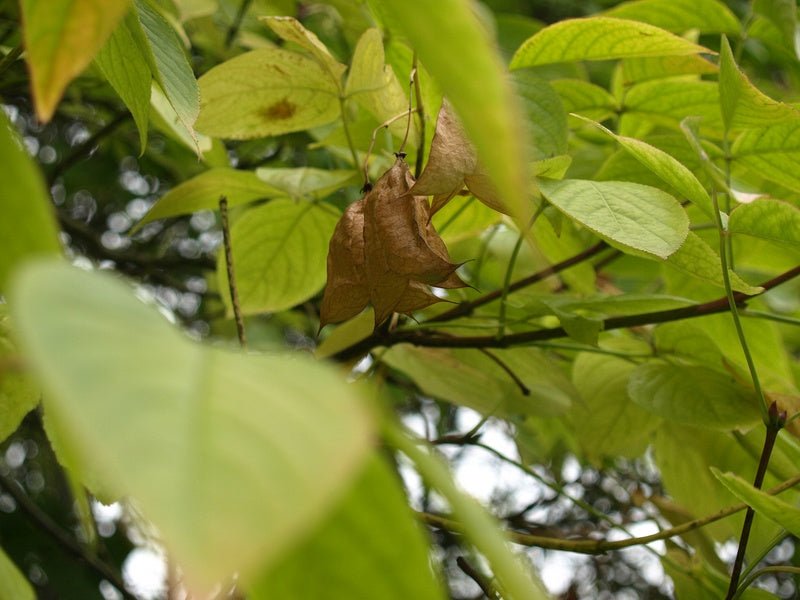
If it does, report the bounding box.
[719,36,800,131]
[510,17,709,68]
[135,168,285,228]
[95,11,152,152]
[728,198,800,250]
[713,468,800,537]
[9,261,373,595]
[664,232,763,294]
[628,363,761,429]
[217,199,340,315]
[539,179,689,259]
[135,0,199,147]
[732,121,800,192]
[575,115,713,216]
[248,456,446,600]
[624,79,724,135]
[195,47,341,139]
[604,0,740,33]
[0,110,61,293]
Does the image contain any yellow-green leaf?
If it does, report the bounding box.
[732,121,800,192]
[604,0,740,34]
[196,48,341,139]
[0,110,61,293]
[539,179,689,259]
[20,0,132,121]
[728,198,800,250]
[9,261,372,594]
[719,36,800,131]
[510,17,710,68]
[261,16,346,85]
[248,456,446,600]
[217,200,340,315]
[624,79,724,136]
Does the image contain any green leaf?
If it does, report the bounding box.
[719,36,800,131]
[728,198,800,250]
[432,195,502,244]
[217,200,339,315]
[9,261,373,594]
[604,0,740,34]
[551,79,618,121]
[513,72,568,160]
[753,0,799,56]
[373,0,530,225]
[248,456,445,600]
[0,546,34,600]
[261,16,346,85]
[254,167,358,200]
[574,114,714,217]
[539,179,689,259]
[345,28,409,139]
[620,54,718,85]
[664,231,763,294]
[0,110,62,293]
[135,0,200,148]
[195,48,341,139]
[510,17,710,68]
[571,352,661,461]
[20,0,132,121]
[386,428,550,600]
[95,11,152,153]
[381,345,574,419]
[713,468,800,537]
[628,363,761,429]
[624,79,724,136]
[732,121,800,192]
[135,168,285,228]
[0,316,40,443]
[315,309,374,360]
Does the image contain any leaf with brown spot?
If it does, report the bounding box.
[411,101,506,215]
[262,99,298,120]
[320,159,467,329]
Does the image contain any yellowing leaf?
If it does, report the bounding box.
[510,17,710,68]
[218,199,340,315]
[9,261,373,594]
[261,16,346,85]
[20,0,132,121]
[196,48,341,139]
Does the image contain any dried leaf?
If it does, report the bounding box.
[320,159,467,329]
[411,101,505,214]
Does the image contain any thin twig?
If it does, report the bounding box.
[457,556,498,599]
[417,469,800,554]
[47,113,129,185]
[412,52,425,178]
[331,264,800,361]
[0,472,134,598]
[429,241,610,323]
[725,403,785,600]
[0,43,22,76]
[362,108,418,186]
[225,0,255,48]
[732,566,800,600]
[219,197,247,348]
[478,349,529,395]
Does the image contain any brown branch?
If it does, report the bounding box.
[219,197,247,348]
[456,556,498,599]
[331,264,800,361]
[417,470,800,555]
